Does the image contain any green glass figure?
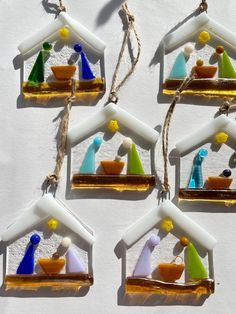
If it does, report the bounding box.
[28,42,52,86]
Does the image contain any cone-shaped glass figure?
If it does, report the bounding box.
[66,247,86,273]
[220,51,236,78]
[28,42,52,86]
[80,137,102,174]
[169,52,187,79]
[127,143,145,175]
[188,149,208,189]
[133,235,160,277]
[187,242,208,280]
[74,43,95,80]
[16,234,41,274]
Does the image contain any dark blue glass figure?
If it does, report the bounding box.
[16,234,41,275]
[188,149,208,189]
[74,43,95,80]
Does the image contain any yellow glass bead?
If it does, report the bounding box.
[196,59,204,66]
[108,120,119,132]
[161,218,174,232]
[59,27,70,39]
[215,132,229,144]
[47,219,59,230]
[198,31,211,44]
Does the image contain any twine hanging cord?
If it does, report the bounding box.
[219,100,236,115]
[58,0,66,12]
[161,76,194,194]
[46,79,76,187]
[199,0,208,13]
[108,2,141,104]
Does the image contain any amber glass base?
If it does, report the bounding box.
[71,174,155,191]
[125,277,214,295]
[179,188,236,203]
[5,274,93,290]
[164,79,236,96]
[22,78,105,100]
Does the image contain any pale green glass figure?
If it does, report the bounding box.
[220,51,236,78]
[187,242,208,280]
[127,143,145,175]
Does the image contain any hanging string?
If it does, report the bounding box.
[199,0,208,13]
[161,75,195,195]
[46,79,76,189]
[58,0,66,12]
[219,100,236,116]
[108,2,141,104]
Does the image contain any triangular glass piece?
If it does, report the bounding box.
[81,51,95,80]
[127,143,145,175]
[220,51,236,78]
[187,242,208,280]
[66,247,86,273]
[133,235,160,277]
[28,51,45,86]
[169,52,187,79]
[17,234,40,274]
[17,245,35,274]
[80,144,96,174]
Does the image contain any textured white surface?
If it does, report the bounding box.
[1,0,236,313]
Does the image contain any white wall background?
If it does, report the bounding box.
[0,0,236,313]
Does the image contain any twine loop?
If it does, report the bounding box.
[107,2,141,105]
[108,92,119,104]
[219,101,230,115]
[47,173,60,184]
[199,0,208,13]
[45,78,76,191]
[161,76,194,194]
[58,0,66,12]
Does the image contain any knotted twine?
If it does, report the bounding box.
[161,76,194,195]
[46,79,76,188]
[108,2,141,104]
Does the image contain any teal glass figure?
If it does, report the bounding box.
[16,234,41,274]
[169,52,187,79]
[80,137,102,174]
[188,149,208,189]
[74,43,96,80]
[28,42,52,86]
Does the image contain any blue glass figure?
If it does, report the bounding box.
[188,149,208,189]
[80,137,102,174]
[74,43,96,80]
[169,52,187,79]
[17,234,41,275]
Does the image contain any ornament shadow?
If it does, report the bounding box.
[96,0,126,26]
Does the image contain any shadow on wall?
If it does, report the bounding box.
[96,0,126,26]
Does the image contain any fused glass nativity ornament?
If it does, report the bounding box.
[1,194,95,291]
[122,200,216,295]
[18,11,106,102]
[175,114,236,204]
[67,103,159,191]
[162,12,236,96]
